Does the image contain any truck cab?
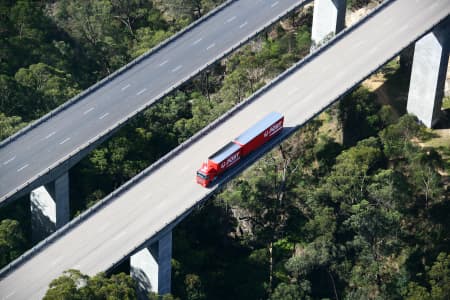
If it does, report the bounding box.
[196,162,217,187]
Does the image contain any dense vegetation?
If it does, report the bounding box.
[0,1,449,299]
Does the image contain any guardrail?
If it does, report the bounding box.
[0,0,311,205]
[2,0,445,281]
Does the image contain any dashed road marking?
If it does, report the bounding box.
[193,38,203,45]
[59,137,71,145]
[3,156,16,165]
[99,113,110,120]
[121,84,131,91]
[239,21,248,28]
[43,131,56,140]
[83,107,94,115]
[271,1,279,8]
[226,16,236,23]
[97,222,110,233]
[206,43,215,50]
[17,164,29,172]
[51,256,63,266]
[4,291,16,299]
[399,24,410,32]
[113,230,127,241]
[159,60,168,67]
[171,65,183,72]
[288,87,299,96]
[136,88,147,96]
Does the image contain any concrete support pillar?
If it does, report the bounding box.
[311,0,346,49]
[30,173,70,243]
[407,21,449,128]
[131,231,172,298]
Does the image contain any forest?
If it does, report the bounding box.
[1,0,449,299]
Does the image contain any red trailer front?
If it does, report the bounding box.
[233,112,284,156]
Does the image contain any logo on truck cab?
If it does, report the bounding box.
[220,152,240,169]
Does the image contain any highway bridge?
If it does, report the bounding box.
[0,0,310,206]
[1,0,448,298]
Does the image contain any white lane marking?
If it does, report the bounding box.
[136,88,147,96]
[97,222,110,233]
[354,40,365,48]
[121,84,130,91]
[399,24,410,33]
[171,65,183,72]
[288,87,299,96]
[44,131,56,139]
[59,137,71,145]
[4,291,16,299]
[239,21,248,28]
[17,164,29,172]
[112,230,127,241]
[368,46,378,56]
[3,156,16,165]
[99,112,110,120]
[193,38,203,45]
[226,16,236,23]
[159,60,169,67]
[271,1,279,8]
[206,43,216,50]
[72,264,81,270]
[83,107,94,115]
[51,256,63,266]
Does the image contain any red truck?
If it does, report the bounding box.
[196,112,284,187]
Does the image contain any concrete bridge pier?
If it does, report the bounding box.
[30,173,70,243]
[311,0,346,49]
[130,230,172,298]
[407,20,449,128]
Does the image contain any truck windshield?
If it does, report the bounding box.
[196,171,208,180]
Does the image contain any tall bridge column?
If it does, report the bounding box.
[407,21,449,128]
[131,230,172,298]
[30,173,70,243]
[311,0,346,49]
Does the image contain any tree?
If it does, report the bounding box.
[14,63,80,119]
[406,253,450,300]
[184,274,206,300]
[156,0,223,24]
[325,138,382,205]
[0,113,25,140]
[0,219,26,268]
[270,282,309,300]
[44,270,136,299]
[338,86,381,145]
[379,114,421,160]
[44,269,88,300]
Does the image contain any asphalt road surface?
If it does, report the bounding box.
[0,0,307,206]
[1,0,449,298]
